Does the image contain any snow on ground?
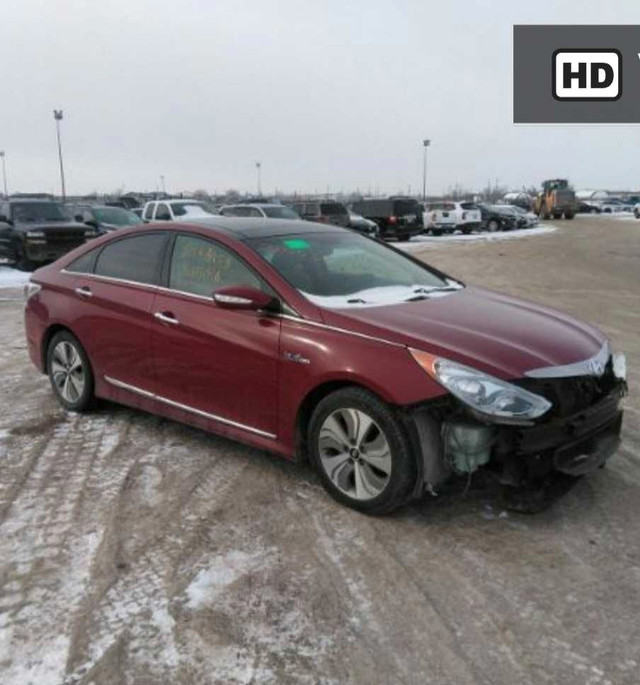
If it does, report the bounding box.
[396,224,558,251]
[610,212,638,222]
[0,266,30,289]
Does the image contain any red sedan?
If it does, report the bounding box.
[24,220,627,514]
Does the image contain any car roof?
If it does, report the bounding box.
[223,203,288,209]
[154,217,342,239]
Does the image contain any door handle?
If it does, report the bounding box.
[74,286,93,298]
[154,311,179,325]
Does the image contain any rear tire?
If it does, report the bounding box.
[553,212,562,220]
[47,331,95,412]
[487,219,499,232]
[564,212,574,220]
[431,228,443,236]
[397,234,410,242]
[308,388,418,515]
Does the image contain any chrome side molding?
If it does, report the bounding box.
[103,375,277,439]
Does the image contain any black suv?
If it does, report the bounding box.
[0,199,96,270]
[350,198,423,241]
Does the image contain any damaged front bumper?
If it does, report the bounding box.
[407,380,626,499]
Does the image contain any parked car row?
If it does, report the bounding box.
[1,191,543,271]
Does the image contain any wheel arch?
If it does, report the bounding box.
[294,379,392,462]
[41,323,76,372]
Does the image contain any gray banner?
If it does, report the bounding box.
[514,25,640,123]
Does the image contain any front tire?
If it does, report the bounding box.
[487,219,499,232]
[47,331,95,411]
[308,388,418,515]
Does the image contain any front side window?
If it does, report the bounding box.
[248,232,457,308]
[95,233,167,284]
[169,234,263,297]
[143,203,155,220]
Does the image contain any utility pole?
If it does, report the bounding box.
[422,139,431,202]
[0,151,7,198]
[53,110,66,202]
[256,162,262,195]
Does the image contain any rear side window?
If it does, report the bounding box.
[66,247,100,274]
[95,233,167,285]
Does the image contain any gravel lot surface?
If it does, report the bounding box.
[0,216,638,685]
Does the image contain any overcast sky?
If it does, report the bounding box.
[1,0,640,197]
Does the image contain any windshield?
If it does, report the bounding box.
[248,232,460,308]
[170,202,217,217]
[93,207,143,226]
[11,202,71,223]
[262,206,300,219]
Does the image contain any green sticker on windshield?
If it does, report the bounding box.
[284,238,310,250]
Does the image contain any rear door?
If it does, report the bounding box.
[68,232,169,393]
[151,233,281,437]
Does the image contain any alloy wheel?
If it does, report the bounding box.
[318,408,392,501]
[50,340,86,404]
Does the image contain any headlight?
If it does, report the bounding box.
[84,229,100,237]
[409,349,552,422]
[26,230,45,238]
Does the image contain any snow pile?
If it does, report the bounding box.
[0,267,30,288]
[397,224,558,251]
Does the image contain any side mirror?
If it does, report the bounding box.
[84,219,99,228]
[213,286,277,311]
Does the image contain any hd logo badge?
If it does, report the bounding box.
[552,49,622,101]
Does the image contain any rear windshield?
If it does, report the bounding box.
[393,200,420,215]
[262,206,300,219]
[170,202,217,217]
[460,202,478,210]
[320,203,348,216]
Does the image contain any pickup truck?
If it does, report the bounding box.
[424,201,482,236]
[0,199,97,270]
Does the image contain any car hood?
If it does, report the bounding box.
[320,286,606,379]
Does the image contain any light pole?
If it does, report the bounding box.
[160,175,166,194]
[0,151,7,198]
[256,161,262,195]
[422,139,430,203]
[53,110,66,202]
